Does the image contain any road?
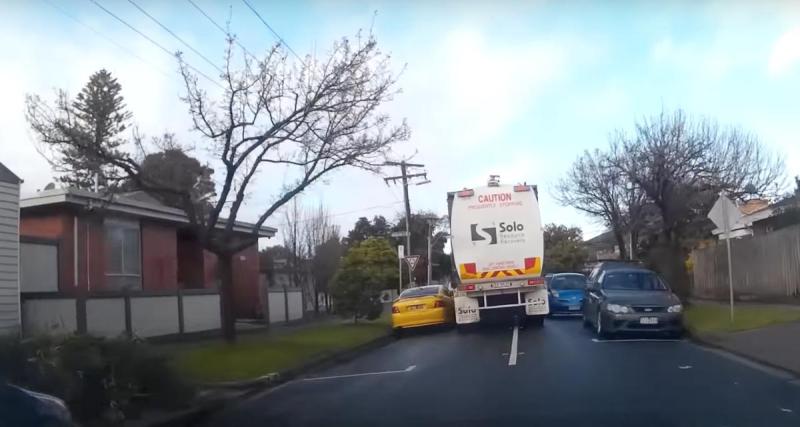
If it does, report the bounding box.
[203,318,800,427]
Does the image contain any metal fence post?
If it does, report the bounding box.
[123,290,132,339]
[76,295,87,334]
[177,288,185,335]
[283,285,290,324]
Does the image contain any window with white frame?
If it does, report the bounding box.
[104,218,141,291]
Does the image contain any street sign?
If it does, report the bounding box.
[391,231,410,238]
[707,192,740,323]
[707,195,742,233]
[404,255,421,271]
[397,245,404,259]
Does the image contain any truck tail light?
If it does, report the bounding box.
[464,284,475,291]
[528,277,545,286]
[457,189,474,197]
[513,184,530,192]
[392,305,400,313]
[433,300,445,308]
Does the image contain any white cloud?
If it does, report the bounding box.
[768,27,800,77]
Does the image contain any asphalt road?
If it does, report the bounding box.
[203,317,800,427]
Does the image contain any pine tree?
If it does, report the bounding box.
[27,69,132,190]
[64,69,132,189]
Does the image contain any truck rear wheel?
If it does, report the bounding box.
[527,315,545,328]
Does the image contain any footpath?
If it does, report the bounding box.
[687,299,800,376]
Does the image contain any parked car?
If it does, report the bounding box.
[0,382,73,427]
[392,285,455,332]
[582,268,683,338]
[587,259,645,284]
[546,273,587,315]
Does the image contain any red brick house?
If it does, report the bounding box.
[19,188,275,320]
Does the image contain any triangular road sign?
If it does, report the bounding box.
[404,255,421,271]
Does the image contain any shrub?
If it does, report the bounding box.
[0,334,193,425]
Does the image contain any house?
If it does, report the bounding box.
[18,187,276,337]
[584,230,622,261]
[712,198,772,240]
[0,162,22,335]
[752,193,800,235]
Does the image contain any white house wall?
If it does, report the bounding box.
[0,181,20,334]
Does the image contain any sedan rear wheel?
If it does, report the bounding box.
[596,311,610,339]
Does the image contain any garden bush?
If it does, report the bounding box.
[0,334,193,425]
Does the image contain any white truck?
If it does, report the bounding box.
[448,176,548,328]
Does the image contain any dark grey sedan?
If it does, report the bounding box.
[582,268,683,338]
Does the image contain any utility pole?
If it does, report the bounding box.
[384,161,428,287]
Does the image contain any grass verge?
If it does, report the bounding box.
[169,317,390,383]
[685,303,800,334]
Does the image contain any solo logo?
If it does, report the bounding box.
[457,306,478,315]
[470,221,524,245]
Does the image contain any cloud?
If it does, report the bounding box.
[768,27,800,77]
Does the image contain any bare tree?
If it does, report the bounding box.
[613,109,784,295]
[303,202,340,314]
[26,33,408,342]
[555,148,644,260]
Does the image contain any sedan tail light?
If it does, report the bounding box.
[433,300,445,308]
[392,306,400,313]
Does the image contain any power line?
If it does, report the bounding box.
[42,0,172,78]
[271,201,403,228]
[127,0,224,74]
[186,0,257,60]
[240,0,305,65]
[88,0,223,89]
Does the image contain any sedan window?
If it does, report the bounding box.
[602,272,667,291]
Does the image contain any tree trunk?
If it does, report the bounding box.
[612,228,628,260]
[218,254,237,343]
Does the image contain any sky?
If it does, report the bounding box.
[2,0,800,246]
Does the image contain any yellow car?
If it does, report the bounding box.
[392,285,455,331]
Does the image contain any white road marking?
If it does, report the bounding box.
[508,326,519,366]
[592,338,682,343]
[679,365,692,370]
[302,365,416,382]
[779,407,793,413]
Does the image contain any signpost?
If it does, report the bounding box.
[404,255,421,288]
[707,193,742,323]
[397,245,404,294]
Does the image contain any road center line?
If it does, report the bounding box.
[508,326,519,366]
[303,365,416,382]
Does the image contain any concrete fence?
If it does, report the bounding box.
[692,224,800,299]
[20,289,220,338]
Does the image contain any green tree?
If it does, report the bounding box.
[132,144,216,209]
[543,223,588,274]
[346,215,391,246]
[331,238,397,322]
[26,69,132,190]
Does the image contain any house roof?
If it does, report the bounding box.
[20,187,277,238]
[738,199,770,215]
[0,162,22,184]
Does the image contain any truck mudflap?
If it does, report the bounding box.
[454,287,549,324]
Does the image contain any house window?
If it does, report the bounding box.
[104,218,141,291]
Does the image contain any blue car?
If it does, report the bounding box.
[547,273,588,315]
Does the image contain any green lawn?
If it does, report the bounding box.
[170,317,390,383]
[685,303,800,334]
